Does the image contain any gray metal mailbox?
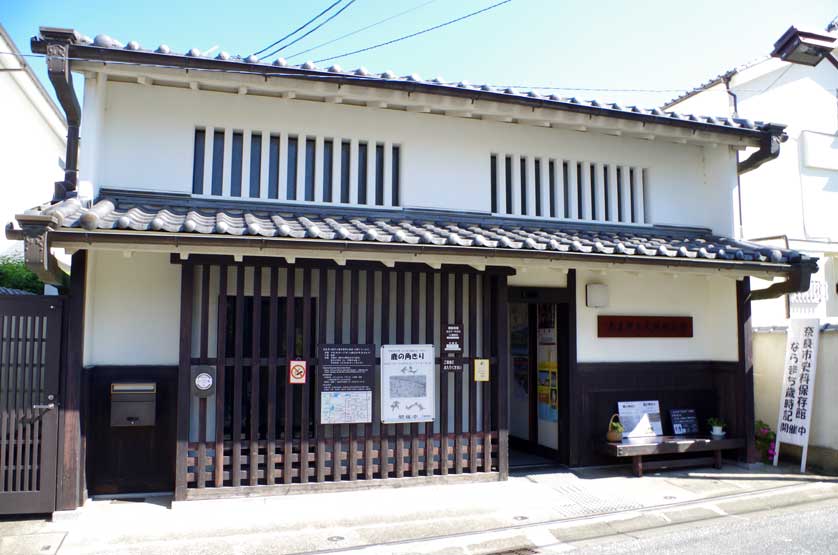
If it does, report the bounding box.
[110,382,157,427]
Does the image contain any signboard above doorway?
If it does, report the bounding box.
[597,316,693,338]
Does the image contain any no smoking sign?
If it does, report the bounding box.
[289,360,307,384]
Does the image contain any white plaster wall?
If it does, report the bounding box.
[754,330,838,451]
[83,250,181,366]
[0,36,66,256]
[92,79,736,233]
[575,269,739,362]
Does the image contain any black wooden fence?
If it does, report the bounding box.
[174,257,510,499]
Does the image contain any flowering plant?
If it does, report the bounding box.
[755,420,777,463]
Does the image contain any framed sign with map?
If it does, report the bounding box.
[318,344,375,424]
[381,344,436,424]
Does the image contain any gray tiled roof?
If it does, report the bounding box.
[56,32,780,136]
[0,286,35,295]
[28,192,810,268]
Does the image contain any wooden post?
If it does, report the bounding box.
[566,269,580,467]
[232,266,245,487]
[425,271,436,476]
[197,266,210,488]
[468,272,478,473]
[481,273,493,472]
[284,266,296,484]
[57,250,86,511]
[495,272,510,480]
[175,262,195,501]
[214,264,228,487]
[737,278,758,463]
[249,267,262,486]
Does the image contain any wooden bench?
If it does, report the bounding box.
[602,435,745,477]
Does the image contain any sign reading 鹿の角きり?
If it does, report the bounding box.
[381,344,435,424]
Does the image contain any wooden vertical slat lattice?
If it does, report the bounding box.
[178,259,506,496]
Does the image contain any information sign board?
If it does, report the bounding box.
[381,344,435,423]
[318,344,375,424]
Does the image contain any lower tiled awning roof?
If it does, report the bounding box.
[16,190,814,272]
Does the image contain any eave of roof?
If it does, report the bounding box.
[12,189,816,276]
[30,30,786,141]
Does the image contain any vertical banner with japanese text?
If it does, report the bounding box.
[774,318,819,472]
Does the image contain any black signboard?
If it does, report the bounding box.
[442,323,463,355]
[317,344,375,392]
[670,408,699,435]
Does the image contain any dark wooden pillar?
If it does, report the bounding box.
[57,250,87,511]
[737,277,758,463]
[494,272,510,479]
[175,263,194,500]
[566,269,580,467]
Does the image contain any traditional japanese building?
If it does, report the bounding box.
[2,27,818,513]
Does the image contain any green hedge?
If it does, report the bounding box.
[0,255,44,294]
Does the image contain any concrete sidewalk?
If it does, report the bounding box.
[2,462,837,555]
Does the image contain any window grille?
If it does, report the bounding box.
[192,128,401,207]
[489,154,648,224]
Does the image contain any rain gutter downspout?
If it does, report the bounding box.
[749,263,816,301]
[37,27,82,202]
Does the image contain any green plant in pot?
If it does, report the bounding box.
[607,413,624,442]
[708,417,726,437]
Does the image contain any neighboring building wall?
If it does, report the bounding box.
[0,27,66,256]
[84,77,739,235]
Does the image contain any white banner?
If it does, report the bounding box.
[381,344,435,424]
[776,319,819,449]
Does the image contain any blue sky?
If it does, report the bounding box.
[4,0,836,108]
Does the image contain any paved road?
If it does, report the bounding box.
[557,497,838,555]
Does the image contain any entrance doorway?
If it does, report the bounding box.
[508,287,571,466]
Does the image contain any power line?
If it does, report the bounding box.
[287,0,437,61]
[314,0,512,64]
[252,0,343,57]
[262,0,358,60]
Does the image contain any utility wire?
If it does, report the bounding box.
[262,0,358,60]
[287,0,437,60]
[314,0,512,64]
[252,0,343,57]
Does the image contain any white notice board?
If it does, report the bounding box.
[618,400,663,438]
[381,344,435,423]
[774,318,820,472]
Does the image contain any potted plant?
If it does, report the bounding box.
[708,417,726,437]
[607,413,624,442]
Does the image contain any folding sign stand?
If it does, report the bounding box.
[773,318,820,474]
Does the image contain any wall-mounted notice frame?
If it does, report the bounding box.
[318,344,375,424]
[381,344,435,423]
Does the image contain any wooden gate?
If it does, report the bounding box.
[0,296,63,514]
[175,257,510,499]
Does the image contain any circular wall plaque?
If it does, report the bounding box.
[195,372,214,391]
